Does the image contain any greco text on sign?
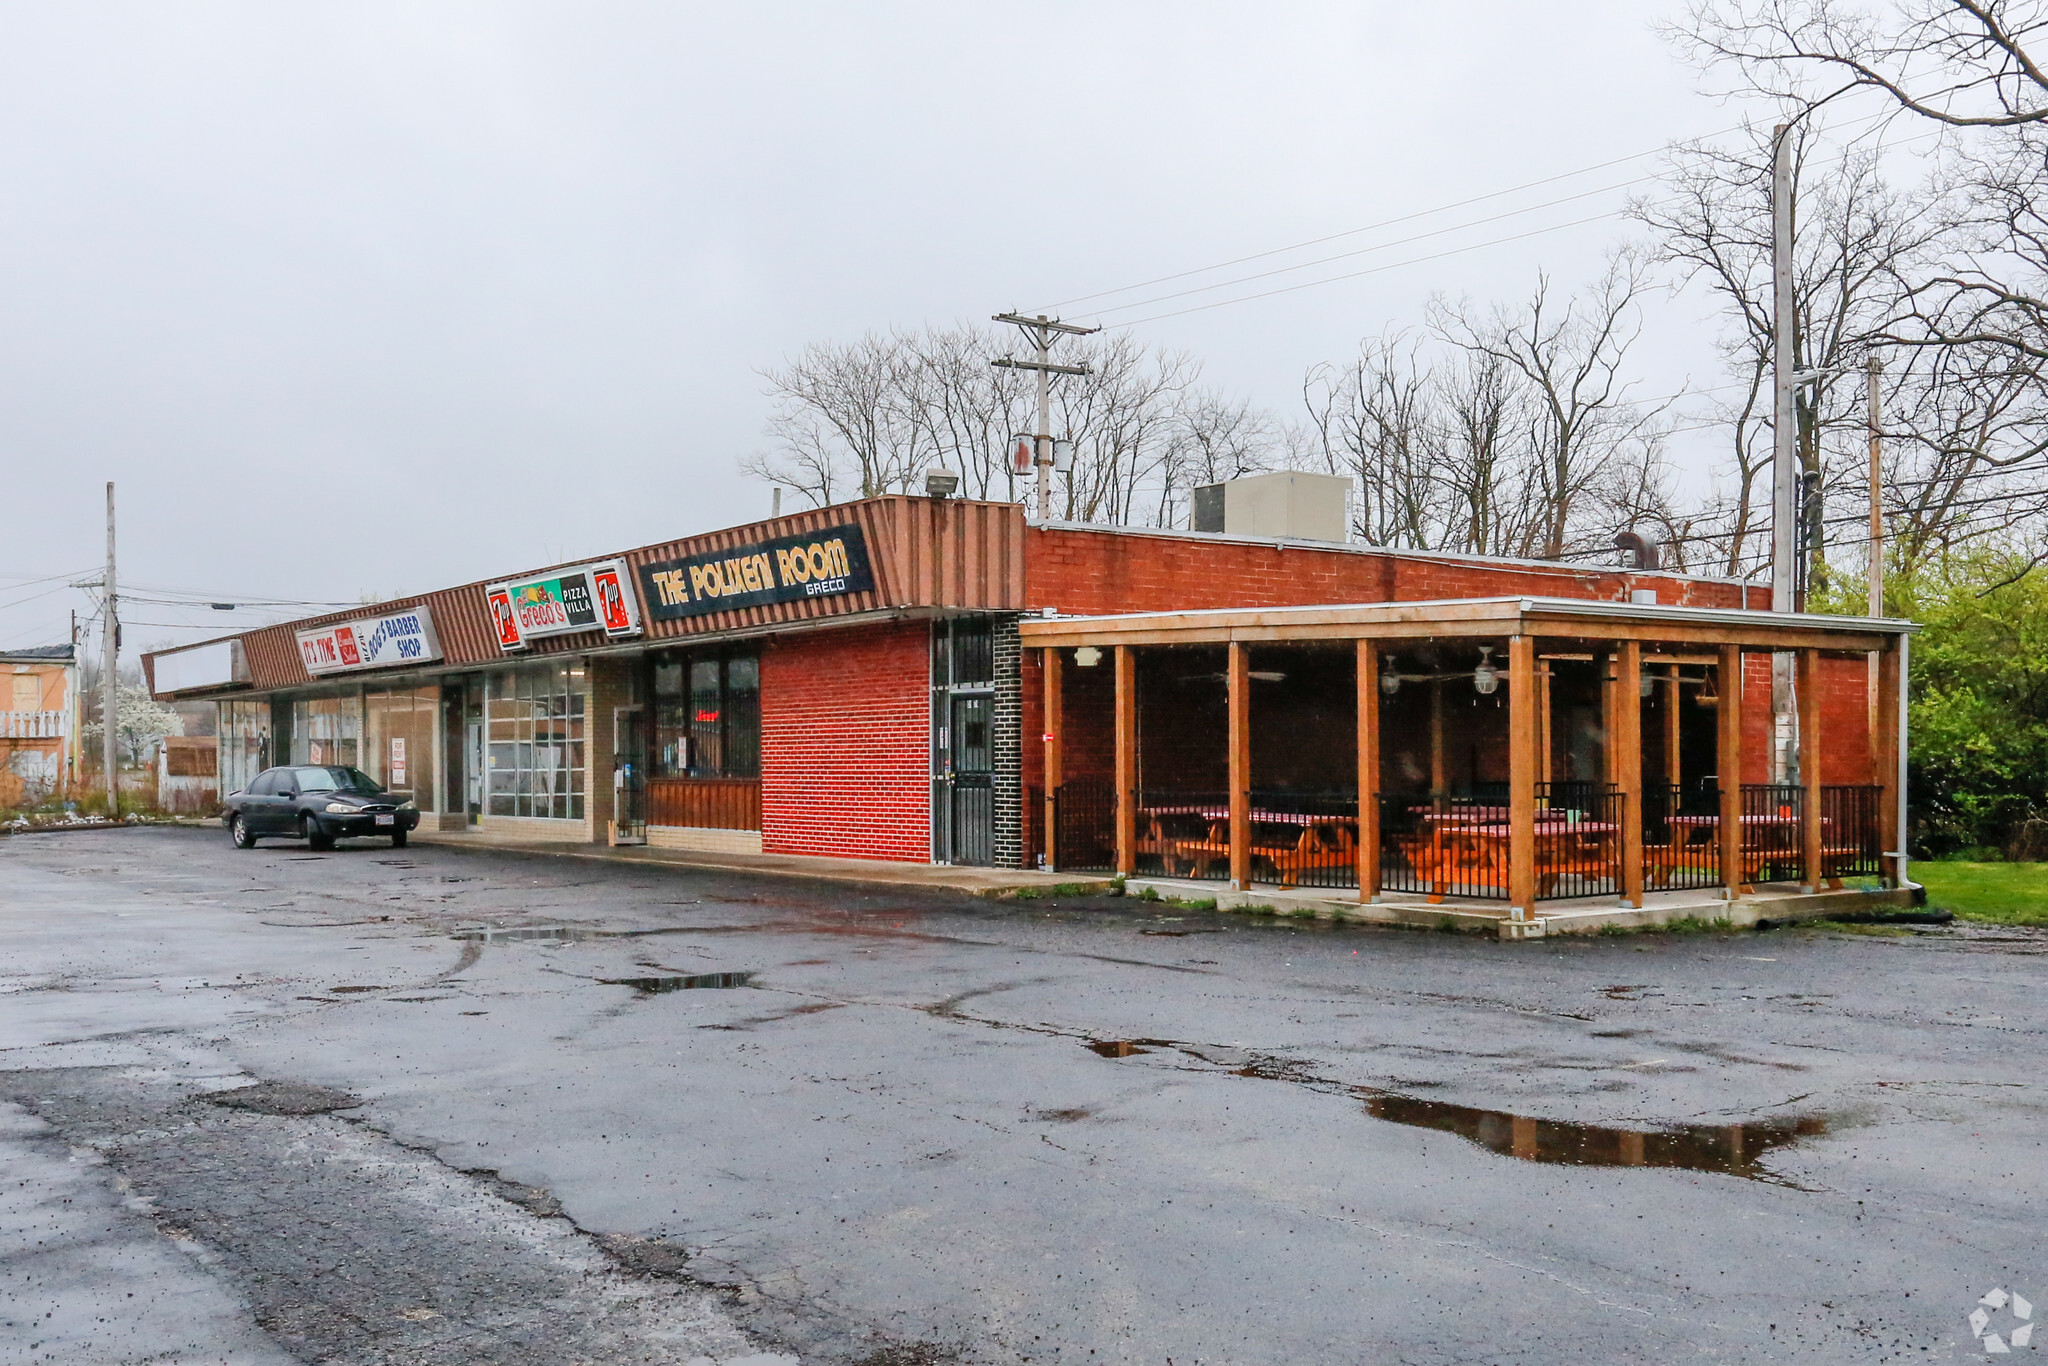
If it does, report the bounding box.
[639,524,876,621]
[296,608,443,676]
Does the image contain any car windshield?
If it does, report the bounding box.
[291,766,382,795]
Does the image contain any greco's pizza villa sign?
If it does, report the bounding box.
[486,559,642,652]
[639,524,875,622]
[296,607,443,676]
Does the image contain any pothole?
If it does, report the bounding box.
[204,1081,362,1115]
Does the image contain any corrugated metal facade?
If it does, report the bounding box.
[149,496,1028,696]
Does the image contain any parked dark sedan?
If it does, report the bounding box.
[220,765,418,850]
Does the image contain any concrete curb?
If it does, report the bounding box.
[405,831,1118,901]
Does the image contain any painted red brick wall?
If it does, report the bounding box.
[761,620,930,861]
[1027,526,1768,615]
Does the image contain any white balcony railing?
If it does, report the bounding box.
[0,710,64,739]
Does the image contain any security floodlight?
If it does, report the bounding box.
[925,468,960,499]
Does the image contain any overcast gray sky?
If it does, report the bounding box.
[0,2,1761,660]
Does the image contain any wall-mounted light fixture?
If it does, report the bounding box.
[1073,646,1103,668]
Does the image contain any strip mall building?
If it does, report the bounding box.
[147,484,1913,920]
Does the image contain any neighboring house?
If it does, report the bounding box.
[157,735,219,814]
[1,645,79,808]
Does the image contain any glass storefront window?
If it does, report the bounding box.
[651,650,758,779]
[219,699,271,795]
[365,686,438,809]
[291,693,360,768]
[485,662,586,819]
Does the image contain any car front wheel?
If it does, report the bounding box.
[231,814,258,849]
[390,829,408,848]
[300,816,335,852]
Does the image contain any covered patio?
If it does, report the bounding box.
[1022,597,1914,932]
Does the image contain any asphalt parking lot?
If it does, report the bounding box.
[1,825,2042,1363]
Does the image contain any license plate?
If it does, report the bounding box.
[374,814,395,826]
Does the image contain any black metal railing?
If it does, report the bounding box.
[1740,784,1806,884]
[1644,782,1724,892]
[1051,778,1116,874]
[1132,787,1232,880]
[1024,784,1043,869]
[1822,784,1885,878]
[1533,782,1624,901]
[1244,789,1359,890]
[1376,793,1511,901]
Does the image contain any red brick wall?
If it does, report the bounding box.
[761,620,930,861]
[1027,526,1767,615]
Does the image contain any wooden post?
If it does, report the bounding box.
[1717,644,1745,897]
[1613,640,1645,908]
[1429,675,1446,796]
[1538,661,1554,785]
[1509,634,1538,915]
[1798,648,1825,891]
[1042,647,1062,871]
[1663,663,1682,787]
[1875,638,1902,888]
[1357,639,1381,901]
[1227,641,1251,889]
[1113,644,1136,876]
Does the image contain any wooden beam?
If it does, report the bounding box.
[1227,641,1251,889]
[1875,638,1903,887]
[1509,634,1538,915]
[1113,644,1137,876]
[1613,641,1645,908]
[1042,647,1062,871]
[1357,639,1381,901]
[1716,644,1746,897]
[1798,648,1825,891]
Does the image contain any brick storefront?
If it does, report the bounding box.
[760,620,931,862]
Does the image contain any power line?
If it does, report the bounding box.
[1114,210,1629,327]
[1084,175,1659,320]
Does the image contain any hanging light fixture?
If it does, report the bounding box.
[1639,668,1655,699]
[1379,660,1402,695]
[1472,647,1499,696]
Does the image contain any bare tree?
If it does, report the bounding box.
[1632,120,1941,575]
[1303,334,1445,549]
[1431,252,1673,558]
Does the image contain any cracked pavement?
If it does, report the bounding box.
[1,826,2042,1363]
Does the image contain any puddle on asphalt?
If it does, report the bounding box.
[1360,1093,1825,1181]
[601,972,756,993]
[1086,1039,1178,1058]
[454,925,615,943]
[1079,1031,1824,1181]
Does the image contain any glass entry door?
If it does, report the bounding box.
[944,691,994,866]
[611,706,647,845]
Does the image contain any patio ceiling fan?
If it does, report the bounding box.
[1177,670,1287,683]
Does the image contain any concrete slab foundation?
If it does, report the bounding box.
[1122,876,1924,938]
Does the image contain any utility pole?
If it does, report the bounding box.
[103,481,119,817]
[992,313,1098,521]
[1770,123,1798,783]
[1867,354,1885,737]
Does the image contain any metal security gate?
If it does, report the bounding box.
[933,618,995,865]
